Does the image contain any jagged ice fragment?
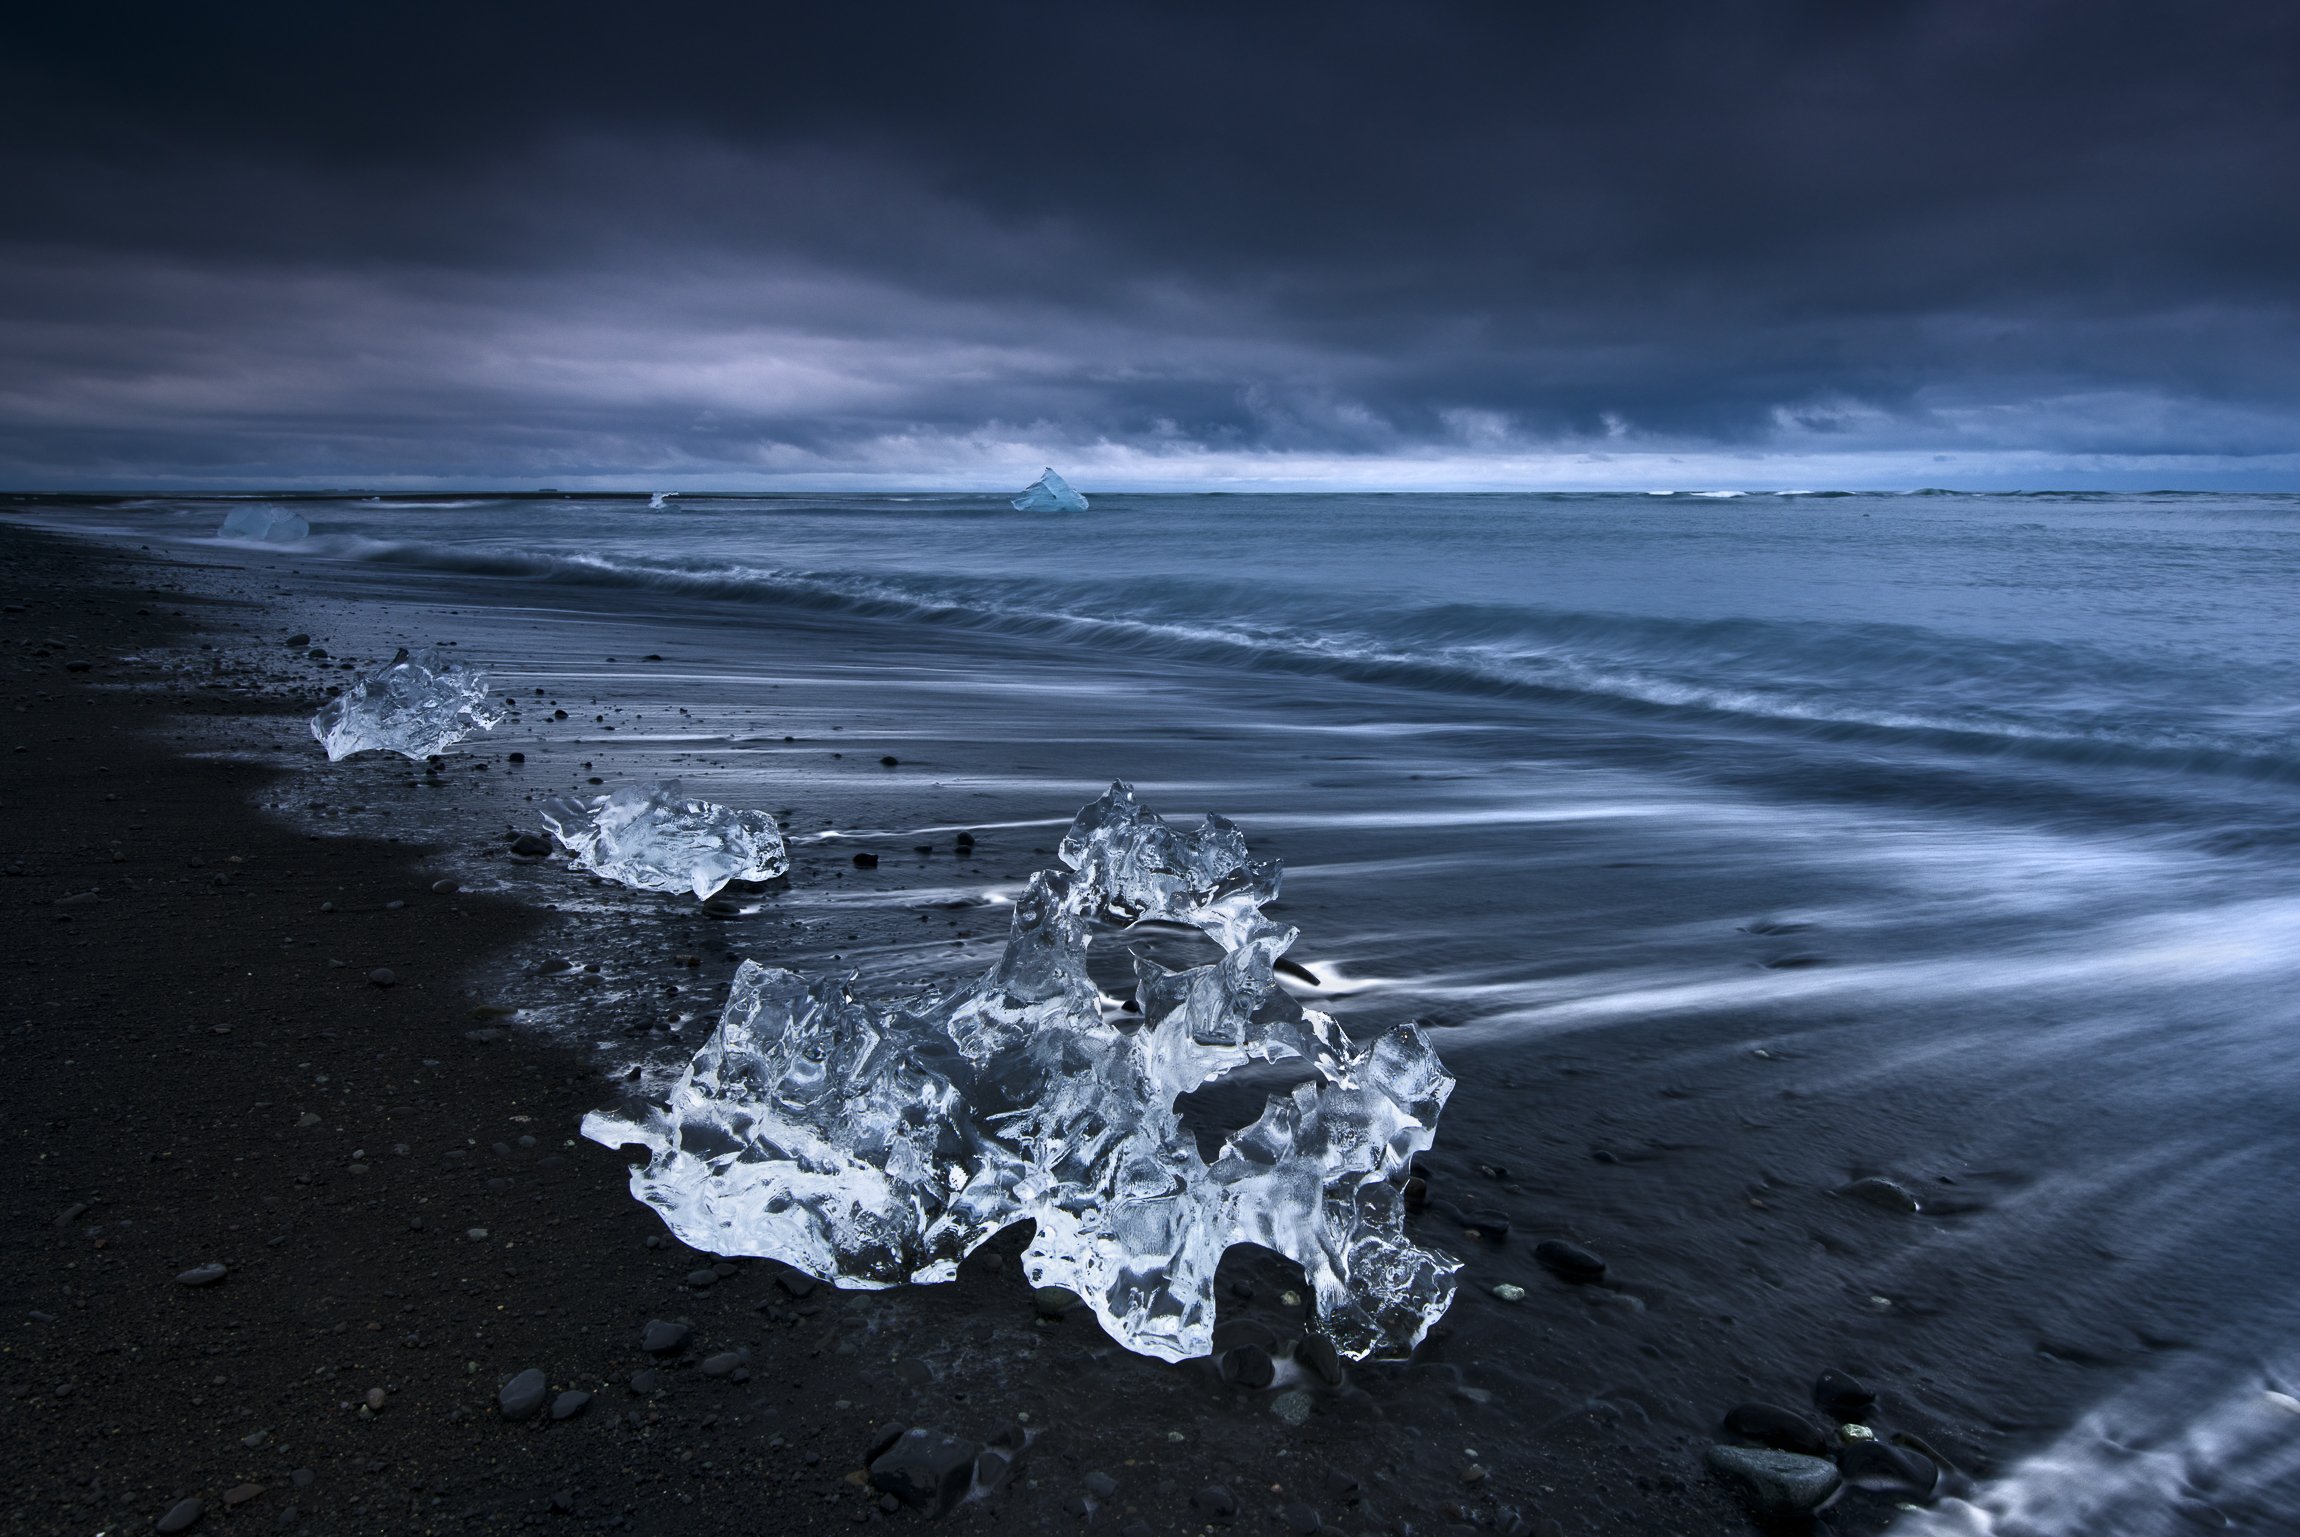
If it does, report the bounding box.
[541,780,789,899]
[309,647,501,761]
[217,505,310,543]
[1011,467,1088,513]
[583,782,1457,1363]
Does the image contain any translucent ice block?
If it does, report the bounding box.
[540,780,789,899]
[308,647,501,761]
[217,505,310,543]
[1010,467,1088,513]
[583,782,1457,1363]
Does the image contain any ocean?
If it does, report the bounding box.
[25,487,2300,1533]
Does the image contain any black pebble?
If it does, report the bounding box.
[1218,1344,1275,1389]
[880,755,899,766]
[852,852,879,868]
[1534,1238,1607,1283]
[1813,1368,1877,1419]
[1723,1402,1833,1457]
[1192,1484,1239,1517]
[1839,1439,1939,1497]
[497,1367,548,1422]
[641,1319,692,1355]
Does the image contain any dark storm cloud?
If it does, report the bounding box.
[3,1,2297,486]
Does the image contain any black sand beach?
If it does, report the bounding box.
[0,525,1767,1535]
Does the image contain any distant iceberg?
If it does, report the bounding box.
[648,491,673,509]
[218,505,310,544]
[1011,467,1088,513]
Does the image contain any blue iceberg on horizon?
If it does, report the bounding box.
[1012,467,1088,513]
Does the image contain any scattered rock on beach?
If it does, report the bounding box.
[1723,1402,1834,1457]
[1218,1344,1275,1389]
[366,967,395,987]
[641,1319,692,1355]
[1705,1445,1841,1515]
[868,1427,978,1516]
[550,1389,591,1421]
[1839,1439,1939,1497]
[155,1496,204,1533]
[1192,1483,1240,1517]
[1534,1239,1607,1283]
[1813,1368,1877,1419]
[497,1368,548,1422]
[174,1262,227,1288]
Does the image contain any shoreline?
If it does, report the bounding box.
[3,521,1776,1537]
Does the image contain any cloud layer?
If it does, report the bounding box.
[4,2,2297,488]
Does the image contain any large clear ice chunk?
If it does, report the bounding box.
[1011,466,1089,513]
[540,780,790,899]
[583,782,1458,1363]
[217,504,310,543]
[308,647,501,761]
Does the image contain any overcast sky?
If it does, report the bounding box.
[3,2,2296,490]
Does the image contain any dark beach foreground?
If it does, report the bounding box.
[0,523,1770,1536]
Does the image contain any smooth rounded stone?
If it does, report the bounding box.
[362,1387,387,1412]
[868,1427,978,1517]
[550,1389,591,1421]
[1491,1282,1527,1303]
[1705,1445,1842,1515]
[508,833,552,858]
[627,1370,660,1395]
[1845,1176,1922,1214]
[1462,1209,1511,1242]
[1270,1389,1315,1427]
[699,1350,745,1377]
[774,1270,817,1298]
[1296,1332,1345,1386]
[367,968,396,987]
[498,1368,549,1422]
[1083,1470,1119,1499]
[175,1262,228,1288]
[1218,1343,1275,1389]
[684,1267,718,1289]
[430,879,460,894]
[852,852,879,869]
[1722,1402,1833,1458]
[1282,1501,1324,1534]
[1534,1239,1608,1283]
[1192,1483,1240,1517]
[1839,1439,1939,1497]
[221,1483,264,1508]
[641,1319,692,1354]
[1813,1368,1878,1419]
[155,1496,204,1532]
[973,1446,1017,1494]
[1031,1284,1081,1318]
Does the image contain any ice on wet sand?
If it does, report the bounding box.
[309,647,501,761]
[217,505,310,543]
[1011,467,1088,513]
[582,781,1458,1363]
[540,781,789,899]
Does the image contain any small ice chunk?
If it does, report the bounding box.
[583,781,1456,1364]
[1011,467,1088,513]
[648,491,673,509]
[309,647,501,761]
[540,780,789,899]
[217,505,310,544]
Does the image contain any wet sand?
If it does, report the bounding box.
[2,522,1801,1536]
